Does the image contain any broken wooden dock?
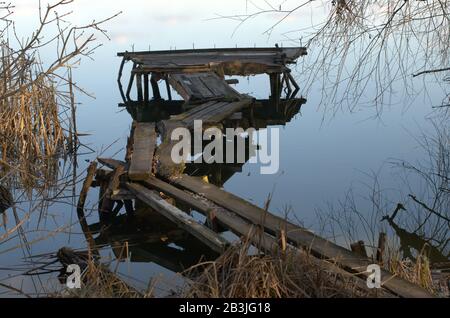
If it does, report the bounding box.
[78,46,433,298]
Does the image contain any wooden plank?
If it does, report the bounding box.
[125,182,228,253]
[203,99,253,124]
[170,101,219,121]
[169,72,240,102]
[129,123,157,181]
[166,174,433,298]
[98,157,125,170]
[168,99,252,129]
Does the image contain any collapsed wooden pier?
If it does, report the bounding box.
[80,47,433,298]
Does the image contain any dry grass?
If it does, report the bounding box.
[52,247,153,298]
[47,240,445,298]
[56,262,146,298]
[181,241,379,298]
[385,247,437,293]
[0,44,64,190]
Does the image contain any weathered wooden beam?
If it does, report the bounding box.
[165,174,433,298]
[128,123,157,181]
[125,182,228,253]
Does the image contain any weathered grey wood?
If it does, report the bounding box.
[125,182,228,253]
[166,174,433,298]
[167,99,252,129]
[129,122,156,181]
[118,47,307,76]
[169,72,240,103]
[203,99,253,124]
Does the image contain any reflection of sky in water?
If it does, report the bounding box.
[1,0,445,295]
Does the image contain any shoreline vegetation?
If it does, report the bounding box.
[0,1,448,298]
[51,235,446,298]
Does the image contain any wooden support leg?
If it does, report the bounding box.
[112,200,124,217]
[125,63,136,102]
[269,73,281,107]
[143,74,149,103]
[283,72,292,99]
[151,75,161,100]
[287,72,300,99]
[124,200,134,216]
[165,76,172,101]
[136,74,143,102]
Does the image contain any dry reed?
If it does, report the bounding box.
[181,240,378,298]
[0,44,64,190]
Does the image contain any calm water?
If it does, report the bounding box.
[0,0,447,296]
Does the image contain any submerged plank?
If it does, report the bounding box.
[125,182,228,253]
[165,174,433,298]
[129,122,157,181]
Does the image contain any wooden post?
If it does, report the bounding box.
[350,240,368,258]
[126,63,137,101]
[77,162,99,256]
[136,73,143,102]
[143,73,149,103]
[269,73,281,107]
[151,74,161,100]
[377,233,387,264]
[165,76,172,101]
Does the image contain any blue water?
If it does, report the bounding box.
[0,0,447,296]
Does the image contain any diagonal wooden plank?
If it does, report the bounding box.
[125,182,228,253]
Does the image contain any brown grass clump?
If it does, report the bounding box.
[181,241,377,298]
[53,247,151,298]
[385,248,437,294]
[57,262,146,298]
